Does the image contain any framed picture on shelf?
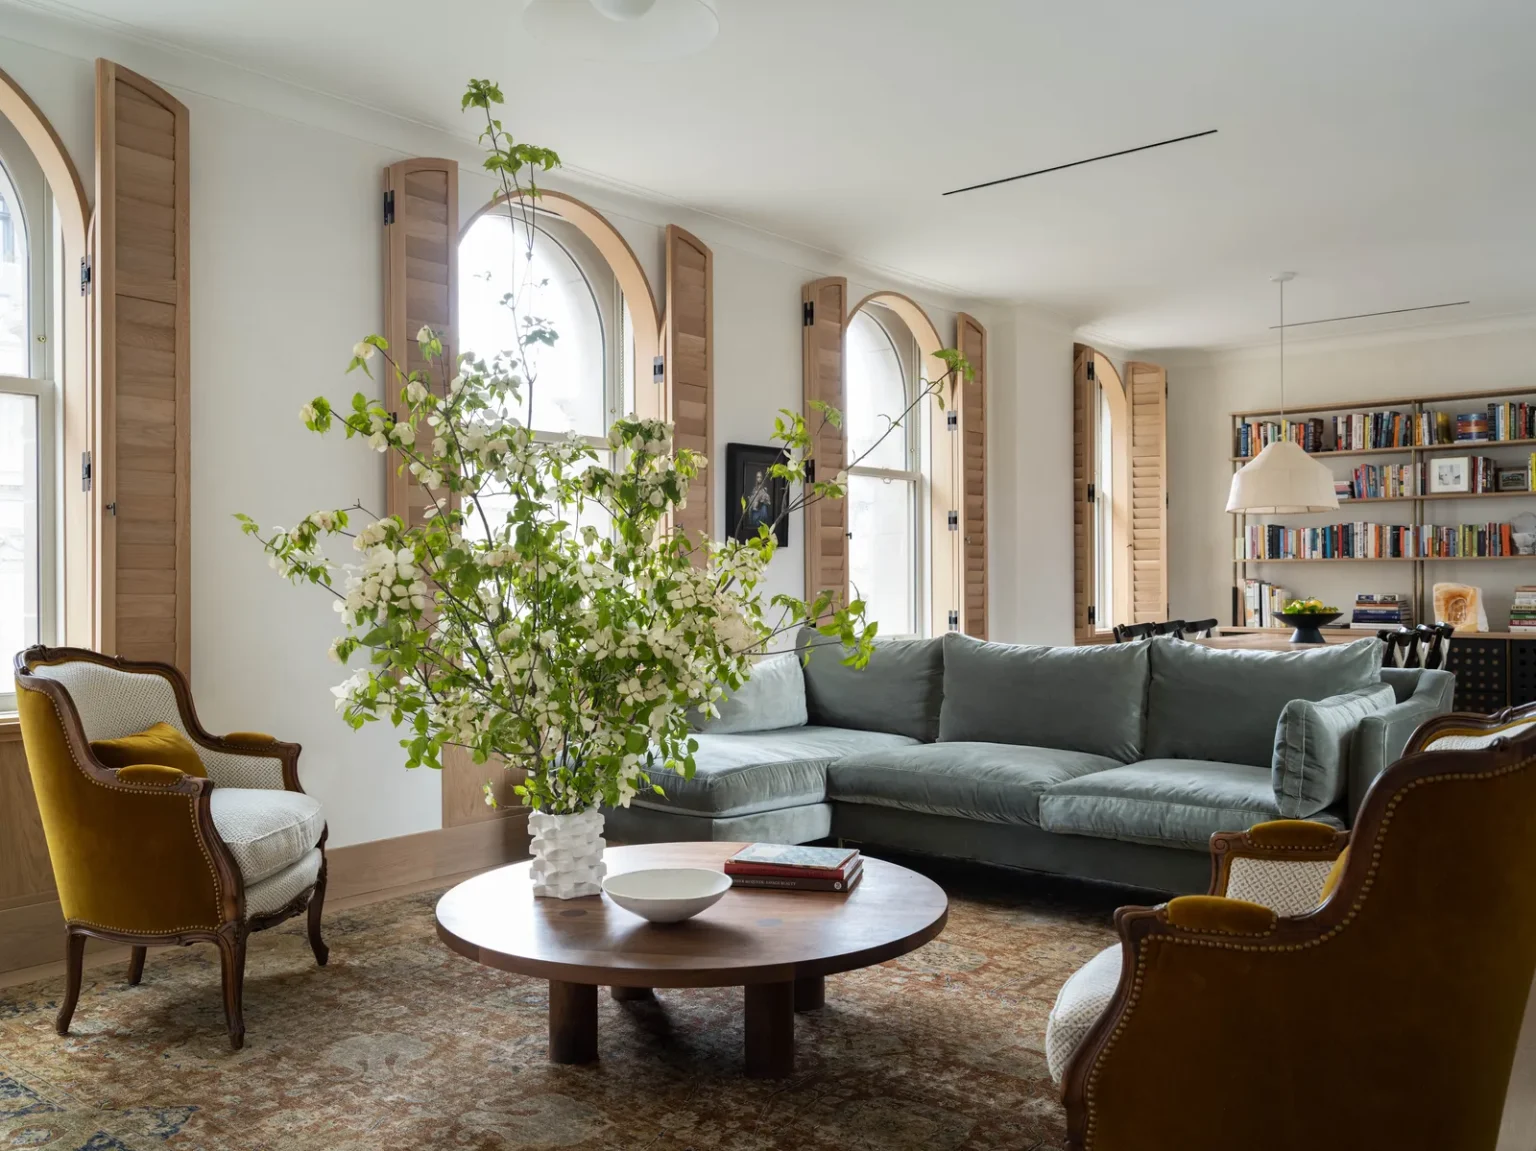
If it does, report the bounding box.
[1497,468,1530,492]
[725,443,790,546]
[1428,456,1472,495]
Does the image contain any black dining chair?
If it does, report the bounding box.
[1112,623,1156,643]
[1376,627,1421,668]
[1153,620,1187,638]
[1177,618,1219,640]
[1417,623,1456,670]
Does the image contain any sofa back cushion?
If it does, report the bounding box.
[796,629,944,742]
[689,652,807,735]
[1272,683,1396,817]
[938,633,1150,762]
[1145,637,1384,768]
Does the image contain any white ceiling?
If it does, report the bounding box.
[21,0,1536,350]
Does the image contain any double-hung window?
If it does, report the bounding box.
[845,306,925,637]
[0,134,57,710]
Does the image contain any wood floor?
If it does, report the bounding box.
[2,868,1533,1150]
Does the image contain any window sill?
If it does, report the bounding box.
[0,714,21,740]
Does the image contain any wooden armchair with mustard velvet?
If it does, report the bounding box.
[1045,702,1536,1151]
[13,646,329,1050]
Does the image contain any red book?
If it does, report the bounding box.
[724,858,862,881]
[728,862,863,893]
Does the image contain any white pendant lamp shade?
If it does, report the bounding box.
[521,0,718,60]
[1226,440,1339,514]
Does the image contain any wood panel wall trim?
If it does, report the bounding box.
[1126,360,1169,624]
[383,157,458,529]
[802,277,848,611]
[95,59,191,673]
[665,225,713,546]
[1073,345,1096,642]
[956,313,988,639]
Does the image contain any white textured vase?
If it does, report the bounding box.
[528,808,607,899]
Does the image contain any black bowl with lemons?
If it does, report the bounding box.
[1274,598,1342,644]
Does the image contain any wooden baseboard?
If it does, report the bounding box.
[0,815,530,975]
[325,812,530,902]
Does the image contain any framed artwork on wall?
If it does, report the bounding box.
[725,443,790,546]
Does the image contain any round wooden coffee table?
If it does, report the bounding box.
[435,841,948,1077]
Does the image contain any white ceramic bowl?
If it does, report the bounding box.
[602,867,732,924]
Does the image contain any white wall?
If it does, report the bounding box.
[1166,320,1536,631]
[0,8,1072,848]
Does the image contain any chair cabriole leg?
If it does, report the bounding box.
[217,927,248,1050]
[55,930,85,1035]
[127,946,147,985]
[307,853,329,967]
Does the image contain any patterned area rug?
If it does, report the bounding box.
[0,860,1128,1151]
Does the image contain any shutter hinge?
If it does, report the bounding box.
[802,301,814,326]
[383,189,396,225]
[653,355,664,385]
[947,510,959,531]
[79,255,92,295]
[1086,359,1095,382]
[946,410,958,431]
[81,450,92,493]
[804,460,815,485]
[1087,482,1096,502]
[947,610,959,630]
[1088,605,1096,625]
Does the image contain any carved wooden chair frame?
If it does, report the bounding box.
[14,645,328,1049]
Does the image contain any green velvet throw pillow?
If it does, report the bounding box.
[1272,684,1395,817]
[90,721,208,778]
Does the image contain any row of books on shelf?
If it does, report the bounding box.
[1238,579,1292,628]
[1237,522,1523,560]
[1234,403,1536,457]
[1335,457,1534,499]
[1512,587,1536,635]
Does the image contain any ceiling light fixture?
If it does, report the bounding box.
[520,0,718,60]
[1227,273,1340,515]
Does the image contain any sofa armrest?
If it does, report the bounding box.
[1348,669,1455,820]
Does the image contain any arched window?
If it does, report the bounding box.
[845,305,925,636]
[0,125,57,707]
[458,207,633,538]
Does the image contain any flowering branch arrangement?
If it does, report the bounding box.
[237,79,972,816]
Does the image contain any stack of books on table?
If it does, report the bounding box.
[724,844,863,892]
[1511,587,1536,635]
[1350,593,1414,630]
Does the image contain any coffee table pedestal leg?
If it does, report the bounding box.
[549,980,598,1064]
[744,981,795,1078]
[793,975,824,1012]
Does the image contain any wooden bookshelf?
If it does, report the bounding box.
[1231,385,1536,629]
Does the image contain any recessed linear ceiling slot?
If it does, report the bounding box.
[942,129,1218,197]
[1268,300,1471,329]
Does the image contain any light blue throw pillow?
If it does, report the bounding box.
[689,652,807,734]
[1272,683,1396,817]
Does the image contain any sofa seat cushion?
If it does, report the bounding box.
[827,742,1123,827]
[1037,759,1341,850]
[210,788,325,885]
[1046,943,1121,1084]
[636,726,919,818]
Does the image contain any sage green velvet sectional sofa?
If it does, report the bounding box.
[604,631,1455,893]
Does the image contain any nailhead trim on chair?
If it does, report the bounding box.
[1080,753,1536,1149]
[43,693,228,933]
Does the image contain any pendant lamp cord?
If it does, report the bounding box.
[1278,275,1286,423]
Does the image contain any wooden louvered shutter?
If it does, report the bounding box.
[95,60,190,672]
[383,158,458,527]
[665,225,712,546]
[802,278,848,610]
[1126,361,1168,624]
[955,313,988,639]
[1072,345,1096,641]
